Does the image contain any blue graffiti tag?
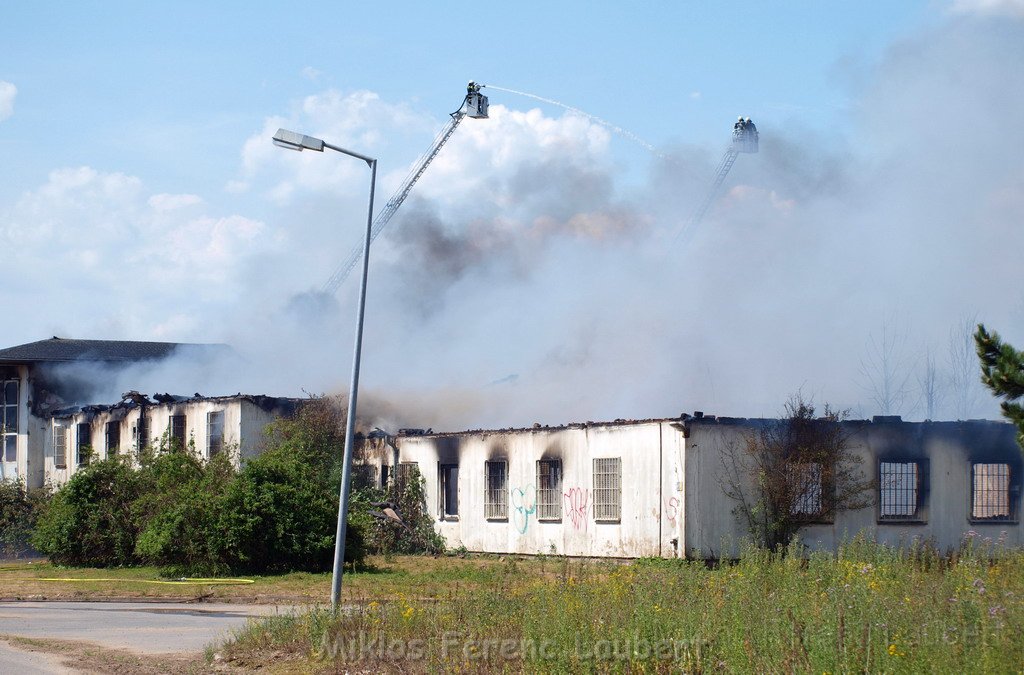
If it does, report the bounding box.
[511,485,537,534]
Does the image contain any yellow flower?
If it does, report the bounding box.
[888,644,898,656]
[868,580,880,591]
[402,606,415,620]
[368,601,380,610]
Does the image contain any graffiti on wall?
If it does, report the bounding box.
[563,487,589,532]
[511,485,537,534]
[665,496,680,526]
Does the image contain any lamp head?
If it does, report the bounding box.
[272,128,325,152]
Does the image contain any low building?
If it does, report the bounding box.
[0,337,295,487]
[361,414,1023,558]
[45,393,302,485]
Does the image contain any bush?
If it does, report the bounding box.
[0,479,50,558]
[217,447,363,573]
[134,448,235,575]
[32,457,143,566]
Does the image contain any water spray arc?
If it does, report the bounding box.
[484,84,664,159]
[319,84,489,296]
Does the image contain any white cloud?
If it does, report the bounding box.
[301,66,322,81]
[0,81,15,121]
[148,193,203,211]
[949,0,1024,16]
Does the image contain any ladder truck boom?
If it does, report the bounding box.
[321,83,489,296]
[675,117,758,245]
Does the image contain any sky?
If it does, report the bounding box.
[2,1,1024,429]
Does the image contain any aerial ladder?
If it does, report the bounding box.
[320,83,489,296]
[675,117,759,244]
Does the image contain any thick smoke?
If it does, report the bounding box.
[3,12,1023,432]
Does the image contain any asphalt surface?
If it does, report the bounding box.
[0,601,293,671]
[0,639,76,674]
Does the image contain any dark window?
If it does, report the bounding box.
[972,463,1016,521]
[207,411,224,457]
[537,459,562,521]
[106,422,120,455]
[439,464,459,518]
[169,414,187,449]
[352,464,377,489]
[135,413,149,452]
[484,460,508,520]
[381,464,391,488]
[789,463,824,518]
[76,423,91,466]
[879,461,925,520]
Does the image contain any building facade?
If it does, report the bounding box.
[362,414,1023,558]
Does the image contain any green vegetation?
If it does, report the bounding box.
[0,478,50,557]
[976,324,1024,447]
[220,538,1024,673]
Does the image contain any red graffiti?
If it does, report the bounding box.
[564,487,589,532]
[665,496,680,525]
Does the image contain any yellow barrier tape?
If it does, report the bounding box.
[33,577,255,585]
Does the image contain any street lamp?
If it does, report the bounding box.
[273,127,377,611]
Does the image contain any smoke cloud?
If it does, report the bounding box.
[3,12,1023,431]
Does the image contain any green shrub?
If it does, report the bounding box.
[217,447,365,573]
[32,457,143,566]
[0,479,50,557]
[134,448,235,575]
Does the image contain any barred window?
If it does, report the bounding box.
[880,461,921,519]
[536,459,562,521]
[169,414,187,450]
[395,462,419,492]
[439,464,459,518]
[106,422,120,455]
[484,460,508,520]
[789,463,823,517]
[134,413,149,452]
[207,411,224,457]
[352,464,377,489]
[76,423,91,466]
[3,379,18,463]
[593,458,622,522]
[972,463,1013,521]
[53,423,68,469]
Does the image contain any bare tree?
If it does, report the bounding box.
[916,348,944,421]
[859,317,915,416]
[719,395,874,552]
[948,315,984,420]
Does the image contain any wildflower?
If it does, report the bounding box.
[402,606,415,620]
[368,601,380,610]
[868,580,880,591]
[989,605,1006,617]
[888,644,898,656]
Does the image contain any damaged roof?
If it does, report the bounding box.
[0,337,232,364]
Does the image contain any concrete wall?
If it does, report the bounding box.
[683,418,1024,558]
[394,421,686,558]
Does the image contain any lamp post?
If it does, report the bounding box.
[272,128,377,611]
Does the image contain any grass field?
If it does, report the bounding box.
[216,537,1024,673]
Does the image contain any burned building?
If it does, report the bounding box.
[0,337,297,486]
[359,414,1023,558]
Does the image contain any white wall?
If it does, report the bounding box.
[394,421,684,558]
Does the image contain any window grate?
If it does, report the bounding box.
[207,411,224,457]
[972,463,1012,520]
[484,461,508,519]
[106,422,120,455]
[880,461,920,519]
[536,459,562,521]
[53,423,68,469]
[169,414,187,450]
[789,463,823,517]
[593,458,622,522]
[76,423,91,466]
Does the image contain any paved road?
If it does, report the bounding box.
[0,639,76,675]
[0,601,293,668]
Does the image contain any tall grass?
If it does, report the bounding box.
[222,537,1024,672]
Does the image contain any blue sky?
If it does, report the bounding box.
[1,1,934,203]
[2,1,1023,427]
